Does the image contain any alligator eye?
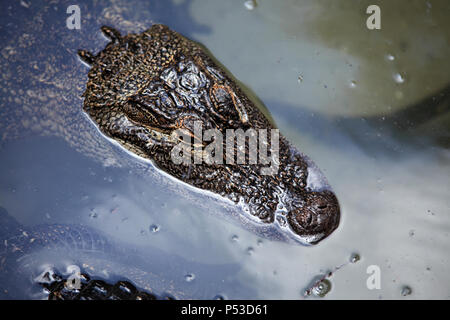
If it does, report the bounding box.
[101,68,112,79]
[127,40,142,54]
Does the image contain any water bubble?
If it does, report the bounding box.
[230,234,239,242]
[184,273,195,282]
[244,0,257,10]
[386,54,395,61]
[393,73,405,84]
[350,253,360,263]
[246,247,254,255]
[149,224,160,233]
[312,279,332,298]
[257,239,263,246]
[89,209,98,219]
[409,229,415,237]
[20,0,31,8]
[213,294,226,300]
[401,286,412,296]
[349,80,357,88]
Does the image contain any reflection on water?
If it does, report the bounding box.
[0,0,449,299]
[190,0,450,117]
[0,137,257,299]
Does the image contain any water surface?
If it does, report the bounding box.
[0,0,449,299]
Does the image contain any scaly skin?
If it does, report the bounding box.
[79,24,340,244]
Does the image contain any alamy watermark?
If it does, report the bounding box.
[66,5,81,30]
[366,265,381,290]
[170,121,280,175]
[65,265,82,290]
[366,5,381,30]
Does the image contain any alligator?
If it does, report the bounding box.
[77,24,340,245]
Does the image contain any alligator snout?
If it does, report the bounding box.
[287,190,340,244]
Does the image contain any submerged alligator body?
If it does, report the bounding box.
[78,24,340,245]
[0,207,246,299]
[0,206,166,299]
[37,269,165,300]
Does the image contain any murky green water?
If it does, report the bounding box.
[0,0,449,299]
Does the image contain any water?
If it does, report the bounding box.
[0,0,449,299]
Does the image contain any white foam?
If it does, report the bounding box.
[303,155,331,192]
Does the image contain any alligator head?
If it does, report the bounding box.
[78,24,340,245]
